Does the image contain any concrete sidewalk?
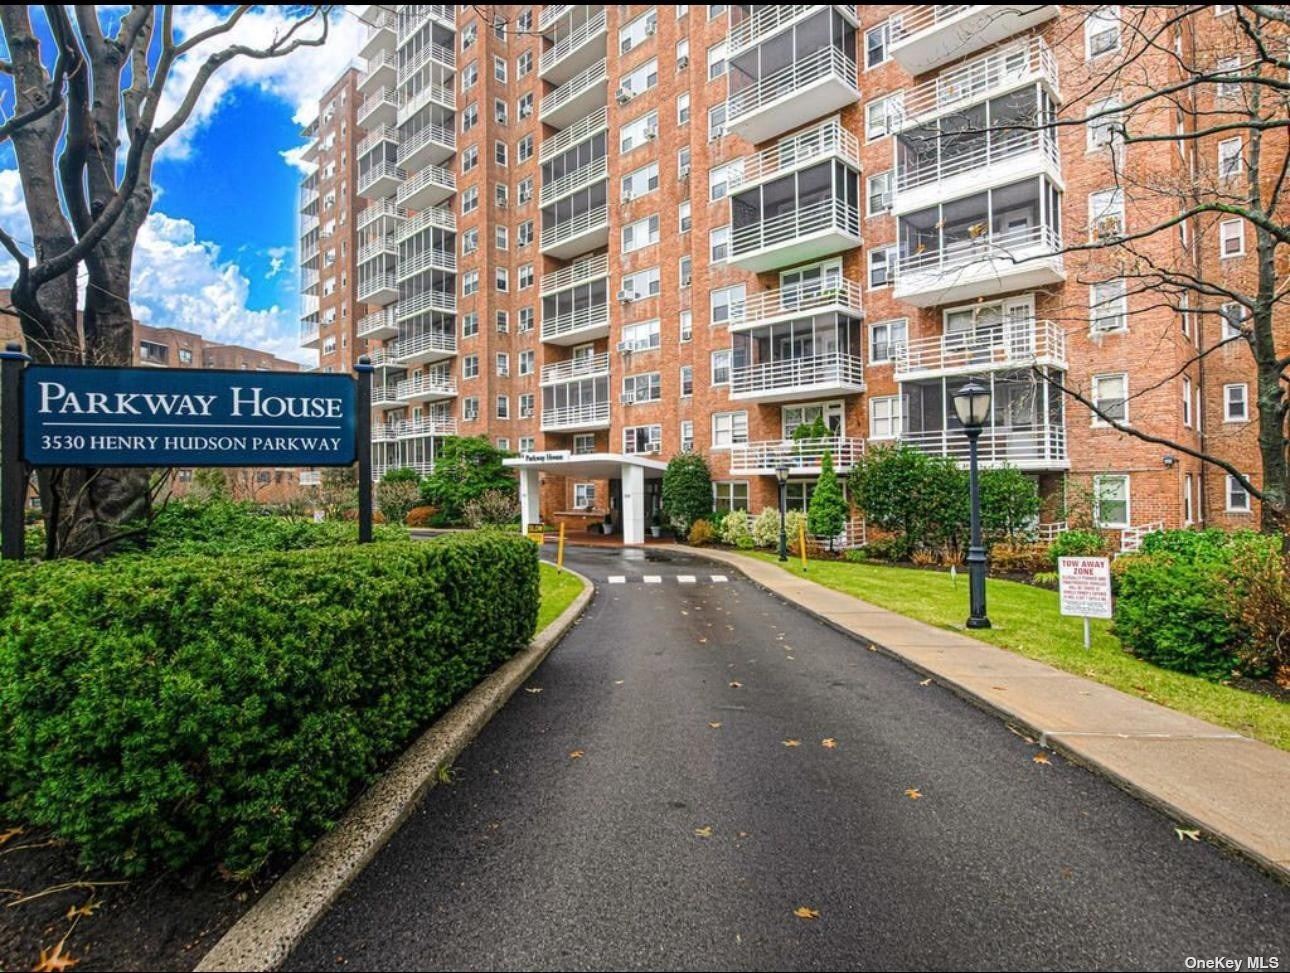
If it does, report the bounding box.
[679,545,1290,880]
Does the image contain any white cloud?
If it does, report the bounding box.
[156,6,365,159]
[280,144,316,176]
[266,245,289,279]
[0,168,31,286]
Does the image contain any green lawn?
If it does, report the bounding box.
[743,551,1289,751]
[537,561,586,632]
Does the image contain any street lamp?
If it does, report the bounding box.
[953,379,992,629]
[775,464,790,562]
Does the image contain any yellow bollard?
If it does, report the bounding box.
[798,521,808,572]
[557,522,566,571]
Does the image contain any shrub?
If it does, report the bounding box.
[0,533,539,876]
[1048,528,1107,566]
[980,466,1041,544]
[462,488,520,528]
[421,437,516,524]
[143,500,405,557]
[1032,570,1059,589]
[687,518,715,546]
[856,537,902,561]
[380,466,422,485]
[661,453,713,538]
[719,508,752,547]
[989,542,1052,575]
[1228,546,1290,676]
[842,548,868,563]
[751,508,783,548]
[735,534,756,550]
[807,450,849,551]
[376,479,421,525]
[849,444,966,557]
[405,505,438,528]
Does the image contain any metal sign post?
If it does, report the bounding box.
[354,355,373,544]
[1,342,31,561]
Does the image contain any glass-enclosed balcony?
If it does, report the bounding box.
[540,183,609,259]
[391,327,457,366]
[728,159,861,272]
[542,376,611,431]
[396,163,455,210]
[541,127,608,205]
[728,277,863,332]
[392,415,458,439]
[894,73,1060,214]
[540,58,608,130]
[397,370,457,404]
[730,315,865,402]
[358,307,399,340]
[398,118,456,170]
[299,316,320,349]
[895,316,1067,381]
[540,7,607,84]
[541,351,611,386]
[358,10,396,61]
[894,175,1065,307]
[897,369,1067,470]
[357,86,399,129]
[728,435,865,476]
[359,51,397,93]
[357,271,398,306]
[726,7,858,144]
[541,274,610,345]
[727,118,860,194]
[887,5,1059,76]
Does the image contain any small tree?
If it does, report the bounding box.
[807,450,848,551]
[850,444,965,558]
[661,452,713,538]
[980,467,1041,545]
[376,478,421,526]
[421,437,516,524]
[315,466,357,521]
[462,488,520,529]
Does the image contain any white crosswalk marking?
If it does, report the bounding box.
[608,575,626,584]
[643,575,662,584]
[677,575,696,584]
[711,575,728,583]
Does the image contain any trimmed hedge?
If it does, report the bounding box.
[143,499,407,557]
[0,533,538,876]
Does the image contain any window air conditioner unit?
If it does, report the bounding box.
[616,340,634,353]
[619,392,635,404]
[617,289,637,303]
[677,54,689,69]
[646,21,657,36]
[644,126,658,140]
[681,275,692,287]
[622,189,635,202]
[616,86,634,104]
[678,164,691,180]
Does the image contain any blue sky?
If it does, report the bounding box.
[0,6,366,363]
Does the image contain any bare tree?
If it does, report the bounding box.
[898,5,1288,535]
[0,4,333,558]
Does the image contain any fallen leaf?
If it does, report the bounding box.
[32,940,79,973]
[1033,752,1051,765]
[866,644,877,652]
[782,739,801,748]
[991,686,1007,691]
[821,738,838,749]
[524,687,543,694]
[694,825,713,838]
[0,826,24,847]
[614,680,625,685]
[569,749,585,759]
[904,788,923,800]
[698,638,708,644]
[708,721,722,729]
[793,906,821,920]
[66,900,99,919]
[918,678,933,686]
[1176,827,1201,842]
[729,681,742,688]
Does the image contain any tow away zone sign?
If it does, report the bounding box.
[1059,555,1113,648]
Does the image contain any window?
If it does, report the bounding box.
[1085,6,1120,58]
[869,319,908,364]
[679,199,692,234]
[865,95,898,141]
[462,102,479,132]
[495,183,509,208]
[679,255,692,287]
[462,227,479,255]
[707,41,727,80]
[462,22,477,48]
[518,134,534,162]
[1224,383,1248,421]
[496,352,509,376]
[1090,279,1128,332]
[677,38,690,70]
[713,481,749,513]
[622,372,661,404]
[622,162,660,200]
[1220,301,1246,340]
[680,310,693,342]
[462,185,479,213]
[1226,475,1251,513]
[708,103,727,140]
[1184,473,1195,525]
[1087,98,1124,152]
[710,283,744,325]
[495,140,508,166]
[462,60,478,90]
[865,22,889,69]
[1218,136,1243,179]
[709,161,741,200]
[1092,373,1128,425]
[518,220,534,246]
[619,9,658,54]
[680,365,693,396]
[623,425,662,454]
[495,267,509,292]
[710,225,730,262]
[1094,475,1130,527]
[517,50,532,77]
[519,264,534,289]
[622,214,660,253]
[462,144,479,172]
[1182,375,1193,427]
[463,396,479,421]
[1220,218,1244,257]
[462,269,480,295]
[680,420,694,453]
[574,483,597,509]
[711,411,748,448]
[495,310,509,333]
[493,55,507,82]
[868,246,896,288]
[517,391,535,417]
[622,266,661,299]
[677,91,691,125]
[519,307,534,332]
[620,111,659,153]
[573,433,596,455]
[1215,55,1241,100]
[462,354,480,379]
[621,58,659,97]
[867,171,892,217]
[518,92,534,119]
[869,395,901,439]
[519,436,535,452]
[494,98,508,125]
[710,348,731,385]
[496,395,509,419]
[495,225,509,249]
[519,350,534,376]
[462,312,479,338]
[1088,188,1125,239]
[621,319,661,351]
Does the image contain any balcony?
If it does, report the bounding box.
[887,5,1060,76]
[728,197,861,273]
[397,247,456,279]
[726,46,859,145]
[358,307,399,340]
[540,205,609,259]
[300,268,319,296]
[541,401,611,432]
[541,352,610,386]
[398,40,456,86]
[396,289,457,320]
[358,11,396,60]
[895,129,1060,216]
[392,329,457,366]
[397,372,458,403]
[357,125,399,159]
[729,6,857,55]
[900,423,1067,471]
[540,9,608,84]
[728,436,865,476]
[371,382,402,409]
[393,416,458,439]
[540,156,608,205]
[728,278,863,332]
[894,318,1067,380]
[299,318,320,349]
[398,121,455,170]
[727,118,861,194]
[539,5,574,34]
[356,235,397,267]
[540,303,610,345]
[364,346,403,371]
[540,106,608,164]
[540,59,608,129]
[396,163,455,210]
[357,273,399,305]
[396,206,457,242]
[357,86,399,128]
[397,80,454,126]
[894,223,1065,307]
[357,199,406,234]
[730,351,865,403]
[359,51,397,93]
[358,162,403,200]
[540,252,608,295]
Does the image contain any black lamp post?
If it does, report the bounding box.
[775,464,790,562]
[953,378,992,629]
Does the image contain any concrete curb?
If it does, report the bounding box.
[670,545,1290,883]
[195,566,594,972]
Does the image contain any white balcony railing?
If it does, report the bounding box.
[541,401,611,430]
[358,162,403,196]
[728,278,864,329]
[729,5,826,53]
[540,252,609,294]
[357,125,400,158]
[356,236,397,264]
[895,223,1062,281]
[540,155,608,204]
[730,352,864,397]
[728,436,866,475]
[357,86,399,124]
[896,128,1059,195]
[357,273,398,302]
[397,247,457,278]
[895,37,1059,129]
[396,289,457,319]
[540,304,611,342]
[357,307,398,339]
[540,106,608,163]
[540,58,607,118]
[540,9,608,74]
[392,416,458,439]
[887,5,972,44]
[396,163,455,205]
[728,118,860,192]
[397,80,454,125]
[357,199,406,231]
[398,39,456,85]
[899,422,1067,468]
[398,122,455,163]
[540,4,573,32]
[730,197,860,259]
[397,206,457,242]
[541,352,610,385]
[540,204,609,250]
[726,45,857,126]
[397,373,457,401]
[392,329,457,362]
[894,319,1066,378]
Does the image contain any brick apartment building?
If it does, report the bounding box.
[298,4,1286,545]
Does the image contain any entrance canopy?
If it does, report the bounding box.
[504,451,667,544]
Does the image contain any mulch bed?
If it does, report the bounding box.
[0,825,271,972]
